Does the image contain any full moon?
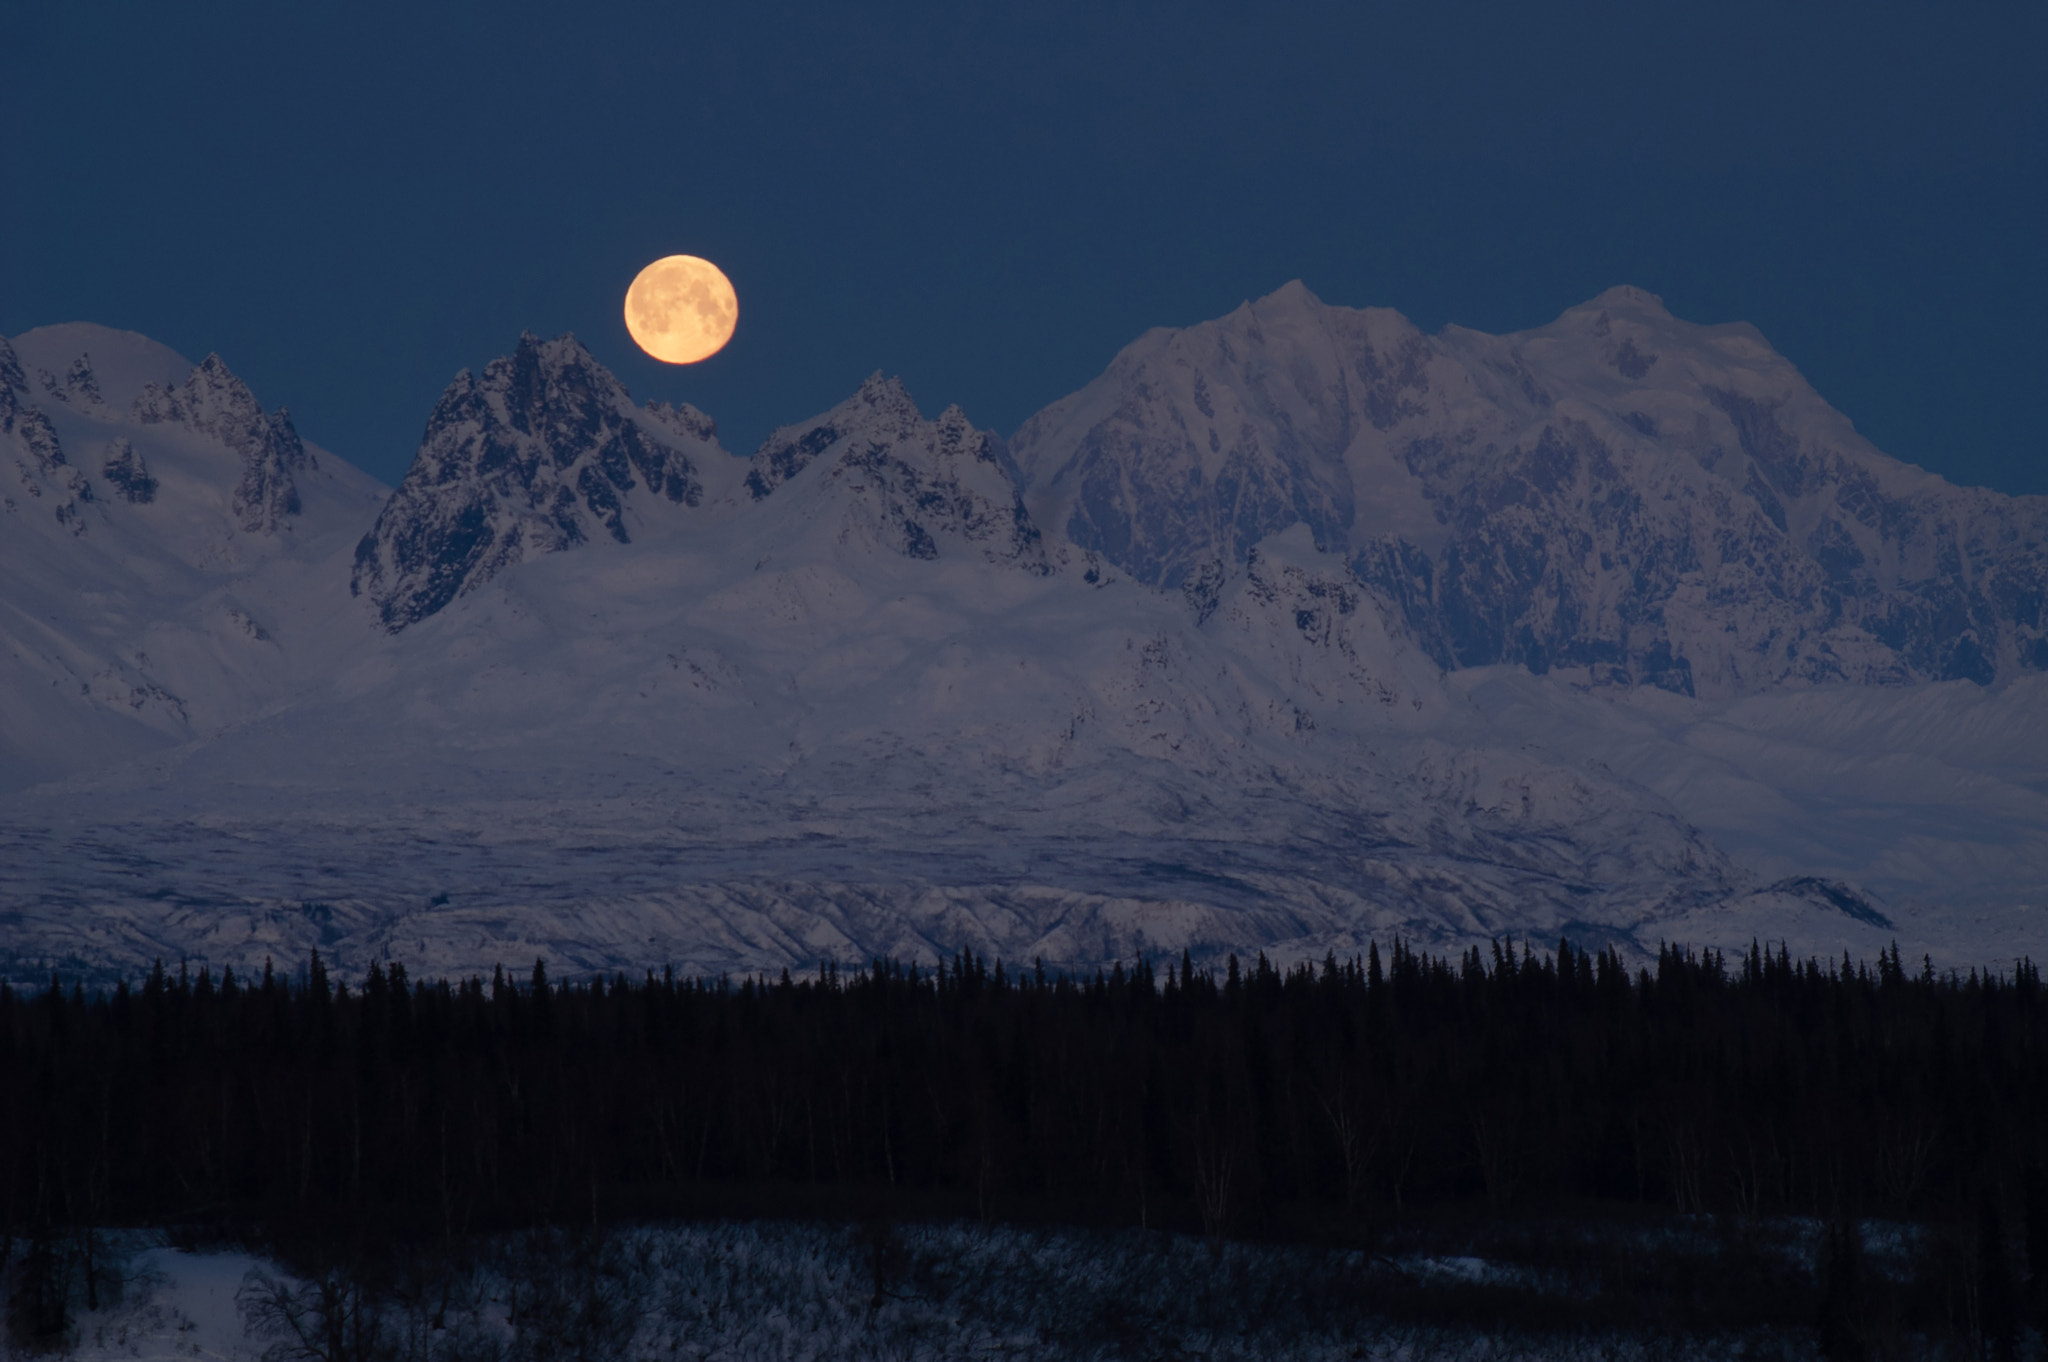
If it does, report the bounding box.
[623,255,738,364]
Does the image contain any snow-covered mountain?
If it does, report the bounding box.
[0,324,386,790]
[2,297,2041,983]
[1014,283,2048,696]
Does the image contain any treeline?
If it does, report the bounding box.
[2,940,2045,1248]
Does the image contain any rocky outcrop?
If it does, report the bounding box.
[60,354,103,405]
[746,373,1050,572]
[25,355,99,406]
[350,332,723,631]
[0,337,24,394]
[100,436,157,504]
[2,381,94,532]
[135,353,310,533]
[1011,283,2048,695]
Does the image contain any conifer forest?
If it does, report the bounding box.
[4,942,2047,1358]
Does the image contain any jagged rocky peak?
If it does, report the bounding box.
[746,372,923,499]
[134,352,310,533]
[351,331,729,633]
[0,337,23,393]
[1012,282,2048,695]
[137,353,260,440]
[746,373,1049,571]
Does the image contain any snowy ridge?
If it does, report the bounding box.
[742,372,1051,573]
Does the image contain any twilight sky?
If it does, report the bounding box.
[3,0,2043,494]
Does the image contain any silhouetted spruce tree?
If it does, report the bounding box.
[530,958,553,1039]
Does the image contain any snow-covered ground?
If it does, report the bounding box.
[49,1245,270,1362]
[30,1220,1846,1362]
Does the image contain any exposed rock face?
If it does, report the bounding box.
[0,338,24,394]
[744,373,1050,571]
[64,355,103,405]
[2,379,94,532]
[1012,283,2048,695]
[30,356,101,405]
[135,353,310,533]
[350,332,723,631]
[100,436,157,504]
[228,414,309,533]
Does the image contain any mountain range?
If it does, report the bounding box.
[3,285,2042,982]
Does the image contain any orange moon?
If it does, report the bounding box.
[623,255,738,364]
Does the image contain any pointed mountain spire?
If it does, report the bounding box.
[350,332,726,632]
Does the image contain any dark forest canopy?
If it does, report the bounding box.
[2,940,2044,1249]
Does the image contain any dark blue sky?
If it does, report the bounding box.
[4,0,2043,493]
